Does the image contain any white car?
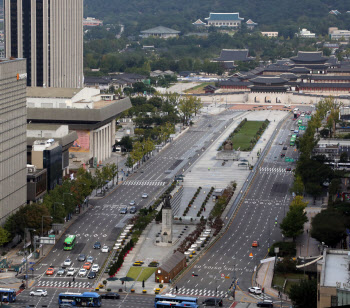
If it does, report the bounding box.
[142,193,148,198]
[63,258,72,266]
[129,200,136,206]
[91,264,100,272]
[78,268,87,277]
[66,268,76,276]
[101,245,109,253]
[248,286,262,294]
[30,289,48,297]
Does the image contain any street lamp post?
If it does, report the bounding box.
[41,216,52,256]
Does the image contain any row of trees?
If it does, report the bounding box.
[2,163,120,245]
[288,97,348,247]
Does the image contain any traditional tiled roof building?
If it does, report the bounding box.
[205,13,244,28]
[213,49,255,70]
[246,19,258,30]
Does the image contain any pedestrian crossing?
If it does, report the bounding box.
[122,180,166,186]
[259,167,289,173]
[250,293,272,301]
[36,279,91,289]
[169,287,226,297]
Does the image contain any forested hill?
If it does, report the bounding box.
[84,0,350,36]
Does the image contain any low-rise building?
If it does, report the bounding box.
[26,88,132,168]
[140,26,180,39]
[83,17,103,27]
[297,28,316,38]
[317,249,350,308]
[205,12,244,28]
[261,32,278,38]
[155,251,186,283]
[330,28,350,41]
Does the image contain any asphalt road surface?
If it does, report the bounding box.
[170,109,311,303]
[15,110,245,307]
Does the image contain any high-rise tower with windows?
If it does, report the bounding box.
[4,0,83,88]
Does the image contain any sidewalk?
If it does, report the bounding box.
[256,261,290,302]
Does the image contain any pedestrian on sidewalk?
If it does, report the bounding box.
[306,229,308,234]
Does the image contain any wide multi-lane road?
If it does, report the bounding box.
[171,109,311,302]
[14,110,245,307]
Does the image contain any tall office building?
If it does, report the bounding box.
[0,58,27,224]
[4,0,83,88]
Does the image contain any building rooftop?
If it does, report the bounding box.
[291,51,328,63]
[322,250,350,288]
[250,76,288,84]
[159,251,185,273]
[27,87,83,98]
[214,49,255,62]
[205,13,244,21]
[140,26,180,35]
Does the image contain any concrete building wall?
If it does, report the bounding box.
[0,59,27,224]
[5,0,83,88]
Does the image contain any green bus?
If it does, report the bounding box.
[298,119,303,126]
[290,137,296,146]
[64,235,76,250]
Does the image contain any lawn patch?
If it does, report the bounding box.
[219,119,270,151]
[137,267,157,281]
[126,267,142,280]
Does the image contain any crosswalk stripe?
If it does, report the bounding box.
[122,180,166,186]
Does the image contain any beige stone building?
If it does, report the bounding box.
[26,88,132,168]
[317,249,350,308]
[4,0,83,88]
[0,58,27,224]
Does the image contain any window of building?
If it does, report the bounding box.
[331,296,337,306]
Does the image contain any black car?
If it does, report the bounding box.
[203,298,223,306]
[101,292,120,299]
[129,206,137,214]
[78,254,86,262]
[282,146,287,150]
[93,241,101,249]
[257,300,273,307]
[87,271,96,279]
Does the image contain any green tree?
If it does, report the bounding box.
[340,152,348,163]
[109,163,119,186]
[193,97,203,116]
[280,207,308,241]
[118,136,133,152]
[0,227,10,246]
[131,141,144,165]
[289,279,317,308]
[125,155,134,170]
[290,175,304,196]
[289,196,308,212]
[178,96,196,125]
[311,209,346,246]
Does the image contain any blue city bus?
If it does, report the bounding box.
[155,301,198,308]
[58,292,101,307]
[155,294,198,307]
[0,288,16,302]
